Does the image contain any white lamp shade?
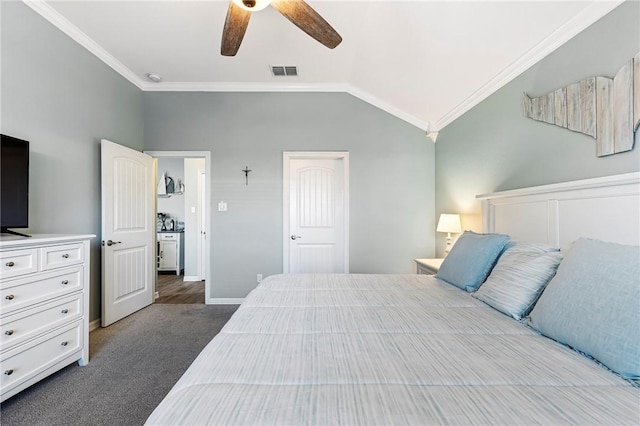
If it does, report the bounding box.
[437,214,462,234]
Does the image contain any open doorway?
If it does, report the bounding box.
[145,150,211,304]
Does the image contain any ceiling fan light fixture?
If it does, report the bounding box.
[232,0,271,12]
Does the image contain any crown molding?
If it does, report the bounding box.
[22,0,144,90]
[142,81,430,131]
[345,84,430,131]
[432,0,624,132]
[140,81,348,93]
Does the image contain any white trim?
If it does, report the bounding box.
[197,170,207,281]
[283,151,350,274]
[22,0,143,90]
[154,291,159,300]
[182,275,201,282]
[89,319,101,332]
[207,298,244,305]
[140,81,348,93]
[433,1,624,131]
[145,151,212,304]
[346,85,430,131]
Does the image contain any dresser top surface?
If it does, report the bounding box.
[0,234,95,248]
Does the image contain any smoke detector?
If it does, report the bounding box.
[146,73,163,83]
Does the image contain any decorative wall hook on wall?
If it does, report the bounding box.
[242,166,252,186]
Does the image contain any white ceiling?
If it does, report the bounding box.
[27,0,622,131]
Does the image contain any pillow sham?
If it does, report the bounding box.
[528,238,640,379]
[505,240,560,254]
[473,245,562,320]
[436,231,510,292]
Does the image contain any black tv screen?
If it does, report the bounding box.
[1,135,29,232]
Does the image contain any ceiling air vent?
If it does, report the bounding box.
[270,65,298,77]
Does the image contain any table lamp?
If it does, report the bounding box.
[437,214,462,254]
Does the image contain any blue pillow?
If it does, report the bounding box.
[528,238,640,379]
[473,243,562,320]
[436,231,510,292]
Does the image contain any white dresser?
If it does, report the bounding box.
[0,234,94,402]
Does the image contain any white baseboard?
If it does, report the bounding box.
[89,319,101,332]
[182,276,201,282]
[154,291,159,300]
[207,298,244,305]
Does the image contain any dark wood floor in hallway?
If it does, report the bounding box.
[156,273,205,304]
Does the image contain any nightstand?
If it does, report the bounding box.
[414,258,444,275]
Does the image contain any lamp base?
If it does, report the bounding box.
[444,233,452,255]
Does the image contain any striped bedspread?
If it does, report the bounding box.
[146,274,640,425]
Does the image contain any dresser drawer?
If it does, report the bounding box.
[0,249,38,280]
[1,294,82,352]
[40,243,83,271]
[158,233,178,241]
[1,321,82,395]
[0,268,83,315]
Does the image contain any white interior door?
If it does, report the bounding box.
[101,140,155,326]
[284,152,349,273]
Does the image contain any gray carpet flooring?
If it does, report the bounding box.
[0,304,238,426]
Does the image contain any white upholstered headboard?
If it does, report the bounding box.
[477,172,640,250]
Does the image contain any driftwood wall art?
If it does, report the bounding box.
[522,52,639,157]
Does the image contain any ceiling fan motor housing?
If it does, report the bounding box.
[243,0,256,8]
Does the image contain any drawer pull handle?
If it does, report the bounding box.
[5,330,14,336]
[62,254,70,259]
[4,369,13,376]
[5,295,15,300]
[61,341,68,346]
[5,261,15,267]
[61,280,69,285]
[61,309,69,314]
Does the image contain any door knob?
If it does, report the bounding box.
[106,240,122,246]
[290,235,302,240]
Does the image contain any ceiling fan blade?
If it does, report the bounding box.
[221,1,252,56]
[270,0,342,49]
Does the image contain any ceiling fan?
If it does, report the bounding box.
[221,0,342,56]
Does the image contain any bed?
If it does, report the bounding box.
[147,173,640,425]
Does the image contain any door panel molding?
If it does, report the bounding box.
[283,151,349,273]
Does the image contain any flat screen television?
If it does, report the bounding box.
[1,134,31,237]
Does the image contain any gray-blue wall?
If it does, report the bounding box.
[1,1,144,321]
[143,91,435,298]
[435,1,640,255]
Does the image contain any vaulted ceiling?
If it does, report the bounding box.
[27,1,622,132]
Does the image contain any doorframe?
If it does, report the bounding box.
[198,170,206,281]
[145,150,212,303]
[282,151,350,273]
